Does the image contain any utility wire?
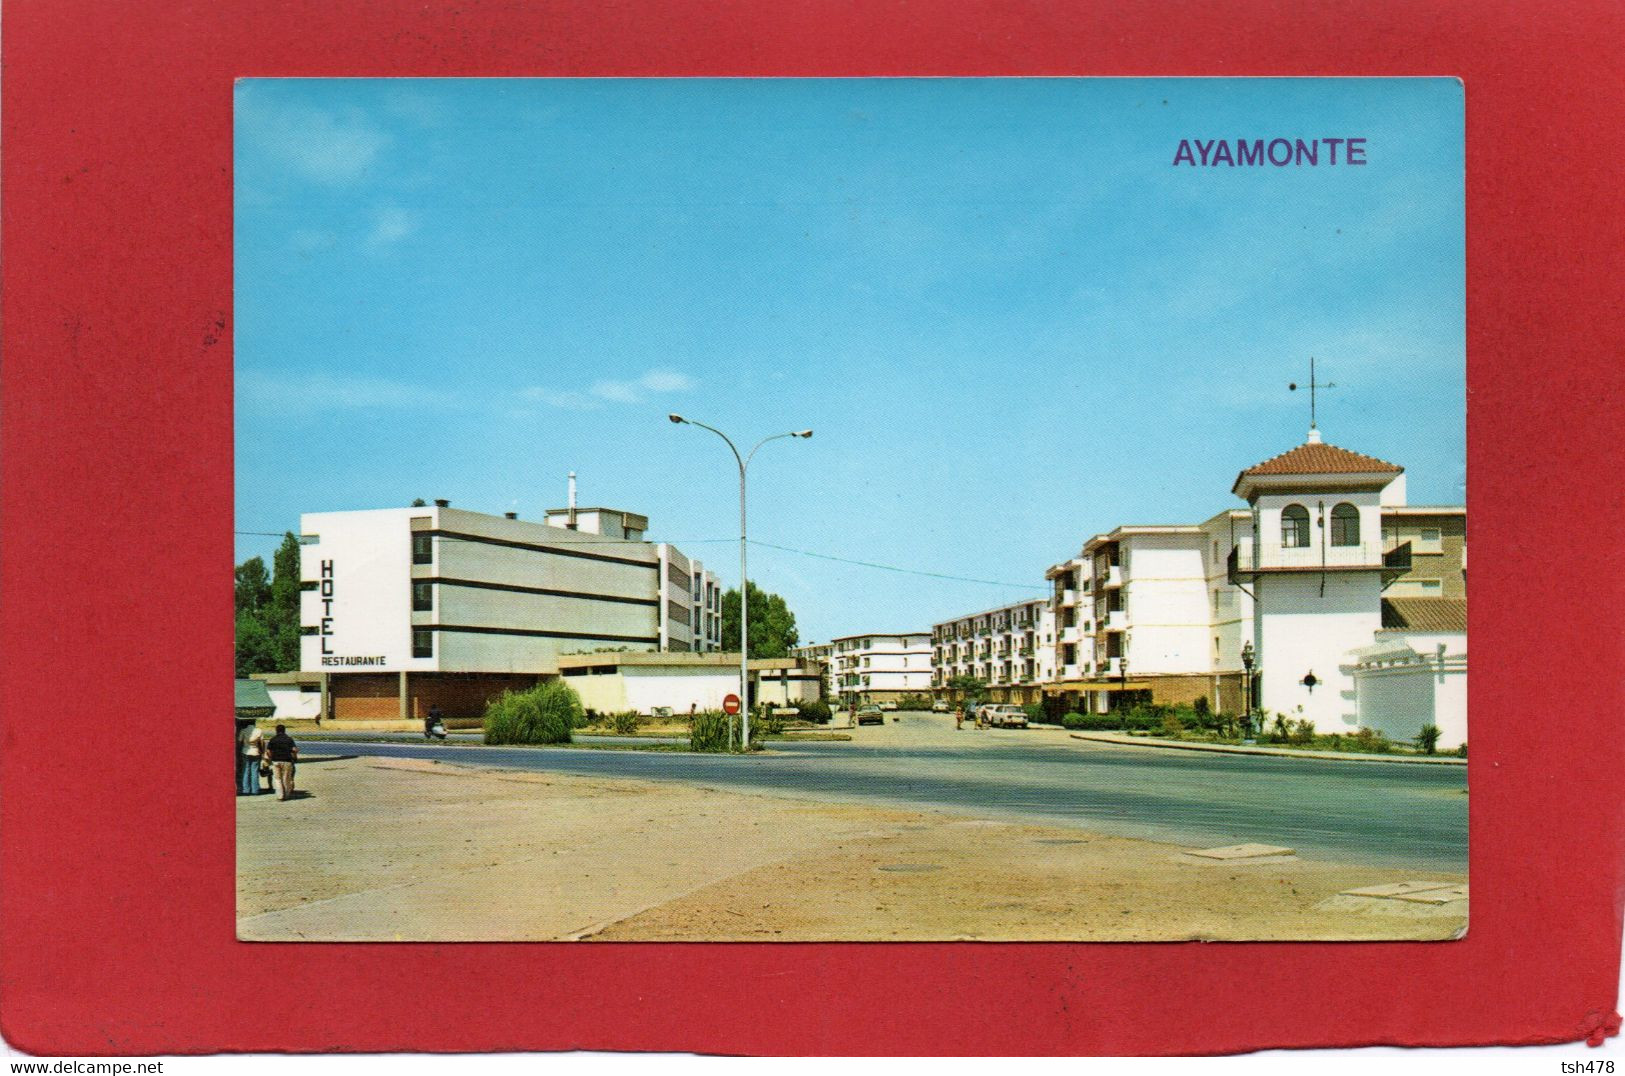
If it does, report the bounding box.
[747,539,1046,591]
[234,531,1045,590]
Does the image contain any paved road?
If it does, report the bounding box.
[304,712,1467,870]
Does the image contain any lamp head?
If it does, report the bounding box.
[669,413,686,425]
[795,429,814,438]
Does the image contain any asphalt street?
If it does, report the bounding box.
[305,712,1468,870]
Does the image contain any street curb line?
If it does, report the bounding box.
[1068,733,1467,766]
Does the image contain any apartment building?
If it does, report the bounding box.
[930,598,1056,706]
[827,633,933,705]
[789,641,836,699]
[299,495,719,721]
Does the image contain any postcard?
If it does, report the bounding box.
[232,77,1468,944]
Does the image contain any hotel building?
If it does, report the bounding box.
[299,493,721,721]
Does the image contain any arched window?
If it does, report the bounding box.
[1330,502,1361,547]
[1281,504,1311,548]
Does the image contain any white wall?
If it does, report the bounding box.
[301,508,420,673]
[266,683,322,720]
[1255,571,1384,733]
[1351,631,1467,749]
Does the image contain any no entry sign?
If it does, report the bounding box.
[722,693,741,715]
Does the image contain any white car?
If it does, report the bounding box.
[982,705,1030,728]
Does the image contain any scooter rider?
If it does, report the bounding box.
[424,704,447,740]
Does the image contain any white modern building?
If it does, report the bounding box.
[298,491,721,722]
[931,598,1056,706]
[827,632,933,705]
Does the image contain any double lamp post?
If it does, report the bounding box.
[670,414,812,749]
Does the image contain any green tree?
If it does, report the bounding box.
[946,674,988,705]
[234,556,271,617]
[235,610,278,677]
[267,531,303,671]
[719,581,800,658]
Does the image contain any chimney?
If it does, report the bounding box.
[567,472,578,529]
[504,511,517,520]
[434,499,450,508]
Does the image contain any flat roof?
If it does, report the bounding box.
[555,652,803,670]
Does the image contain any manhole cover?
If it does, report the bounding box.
[878,863,944,873]
[1033,838,1086,845]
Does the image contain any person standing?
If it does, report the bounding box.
[266,724,299,801]
[237,722,265,796]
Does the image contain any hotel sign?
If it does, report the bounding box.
[314,558,387,668]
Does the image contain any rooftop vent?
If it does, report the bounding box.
[504,512,517,519]
[434,499,450,508]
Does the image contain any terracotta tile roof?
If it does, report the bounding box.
[1381,597,1467,633]
[1239,440,1404,478]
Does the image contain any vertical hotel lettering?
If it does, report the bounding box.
[320,559,335,654]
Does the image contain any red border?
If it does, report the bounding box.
[4,0,1623,1056]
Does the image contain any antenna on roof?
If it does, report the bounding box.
[1288,357,1336,443]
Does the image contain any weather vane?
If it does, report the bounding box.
[1289,357,1336,432]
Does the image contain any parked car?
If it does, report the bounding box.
[983,705,1030,728]
[856,704,885,726]
[931,700,950,713]
[878,701,898,712]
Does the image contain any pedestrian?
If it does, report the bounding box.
[237,721,265,796]
[955,701,965,731]
[266,724,299,801]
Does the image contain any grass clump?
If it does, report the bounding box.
[483,681,581,745]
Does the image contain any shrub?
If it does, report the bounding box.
[1456,741,1468,759]
[610,711,640,735]
[1416,724,1442,755]
[689,710,762,752]
[1192,696,1210,720]
[756,708,786,735]
[1061,711,1087,729]
[896,693,932,711]
[1349,726,1392,754]
[1069,712,1128,731]
[1022,703,1045,724]
[1289,718,1315,745]
[482,682,580,745]
[795,699,833,724]
[1160,710,1185,738]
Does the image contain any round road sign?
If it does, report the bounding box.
[722,694,741,716]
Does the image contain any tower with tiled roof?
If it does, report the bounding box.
[1229,428,1409,734]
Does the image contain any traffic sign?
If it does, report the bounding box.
[722,693,741,715]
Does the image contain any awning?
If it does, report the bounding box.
[235,678,276,721]
[1041,680,1152,694]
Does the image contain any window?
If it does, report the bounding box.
[412,581,432,611]
[412,629,433,658]
[1418,527,1444,554]
[1330,502,1360,547]
[1281,504,1311,548]
[412,533,433,565]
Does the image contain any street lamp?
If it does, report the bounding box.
[1118,654,1130,731]
[670,414,812,750]
[1240,640,1256,742]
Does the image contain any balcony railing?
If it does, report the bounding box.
[1103,610,1127,632]
[1100,565,1123,587]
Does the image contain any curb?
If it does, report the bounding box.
[1068,733,1467,766]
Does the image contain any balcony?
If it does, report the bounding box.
[1101,565,1123,588]
[1231,539,1388,579]
[1103,610,1127,632]
[1101,657,1123,678]
[1058,663,1080,680]
[1057,587,1078,606]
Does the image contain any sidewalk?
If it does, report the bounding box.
[1069,731,1467,766]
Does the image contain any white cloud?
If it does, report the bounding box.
[242,97,389,185]
[519,387,601,411]
[238,370,456,412]
[366,205,417,248]
[523,368,696,410]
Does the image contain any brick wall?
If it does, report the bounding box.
[327,672,546,723]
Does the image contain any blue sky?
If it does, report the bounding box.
[235,78,1464,644]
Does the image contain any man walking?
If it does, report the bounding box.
[266,724,299,801]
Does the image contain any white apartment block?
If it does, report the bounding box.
[789,642,836,699]
[930,598,1056,706]
[827,633,933,705]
